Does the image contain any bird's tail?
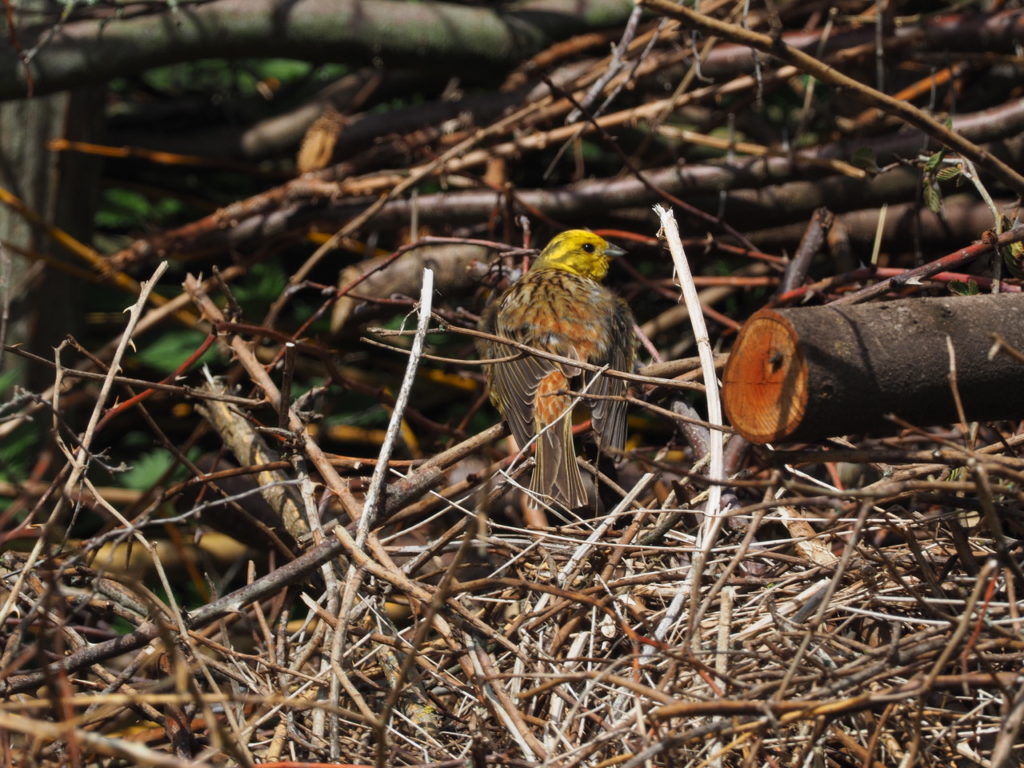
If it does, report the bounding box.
[531,414,588,510]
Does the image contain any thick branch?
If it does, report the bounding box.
[1,0,633,100]
[105,103,1024,268]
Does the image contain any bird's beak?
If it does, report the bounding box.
[605,243,627,258]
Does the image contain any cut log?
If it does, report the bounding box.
[722,293,1024,443]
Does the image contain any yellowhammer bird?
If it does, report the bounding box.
[479,230,637,509]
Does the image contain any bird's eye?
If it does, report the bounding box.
[582,242,595,253]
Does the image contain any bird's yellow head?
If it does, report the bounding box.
[531,229,626,281]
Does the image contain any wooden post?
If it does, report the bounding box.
[722,293,1024,444]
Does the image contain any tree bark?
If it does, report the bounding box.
[722,294,1024,443]
[0,85,103,385]
[1,0,634,99]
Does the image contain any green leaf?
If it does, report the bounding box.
[232,261,288,309]
[851,147,879,173]
[134,329,218,375]
[922,179,942,214]
[935,165,961,181]
[924,150,946,173]
[254,59,314,82]
[0,422,37,484]
[948,279,980,296]
[0,365,21,396]
[97,187,184,230]
[1002,241,1024,279]
[120,448,176,491]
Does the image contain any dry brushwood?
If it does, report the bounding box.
[2,1,1024,767]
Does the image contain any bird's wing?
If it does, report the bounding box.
[489,346,550,450]
[589,297,636,454]
[482,271,589,452]
[482,294,559,451]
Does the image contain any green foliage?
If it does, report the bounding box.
[922,177,942,214]
[0,364,20,397]
[96,187,185,230]
[327,401,390,429]
[0,367,35,487]
[0,422,36,485]
[133,329,219,375]
[920,151,951,215]
[948,279,980,295]
[1003,240,1024,280]
[137,59,347,97]
[119,448,178,491]
[231,262,289,316]
[851,147,879,174]
[923,149,946,173]
[919,153,965,217]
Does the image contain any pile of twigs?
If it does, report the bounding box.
[2,1,1024,766]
